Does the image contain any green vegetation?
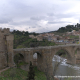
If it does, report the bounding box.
[0,67,74,80]
[0,68,28,80]
[75,49,78,54]
[27,61,35,80]
[34,67,47,80]
[17,62,28,67]
[14,53,28,68]
[57,23,80,33]
[0,67,47,80]
[12,30,56,49]
[14,53,22,65]
[56,49,67,58]
[64,77,73,80]
[11,23,80,49]
[69,35,79,39]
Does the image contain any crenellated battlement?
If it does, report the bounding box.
[0,28,10,34]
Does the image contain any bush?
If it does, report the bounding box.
[27,61,35,80]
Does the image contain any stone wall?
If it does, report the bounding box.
[0,28,14,70]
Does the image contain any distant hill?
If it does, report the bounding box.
[49,23,80,33]
[11,23,80,48]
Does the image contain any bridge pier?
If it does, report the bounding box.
[67,56,76,64]
[24,50,33,64]
[76,48,80,60]
[42,55,54,79]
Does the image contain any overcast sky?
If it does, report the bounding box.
[0,0,80,33]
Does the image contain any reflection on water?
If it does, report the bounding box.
[52,55,80,80]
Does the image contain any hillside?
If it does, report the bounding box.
[11,23,80,49]
[0,67,46,80]
[48,23,80,34]
[12,30,56,49]
[56,23,80,33]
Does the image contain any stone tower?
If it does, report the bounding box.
[79,35,80,44]
[0,28,14,70]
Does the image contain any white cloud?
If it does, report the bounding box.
[61,18,79,24]
[0,0,80,33]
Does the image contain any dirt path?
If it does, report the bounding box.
[0,67,10,74]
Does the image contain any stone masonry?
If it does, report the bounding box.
[0,28,14,70]
[13,44,80,76]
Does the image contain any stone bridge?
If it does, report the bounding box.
[1,28,80,76]
[13,44,80,75]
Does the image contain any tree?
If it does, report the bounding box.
[30,43,36,47]
[27,61,35,80]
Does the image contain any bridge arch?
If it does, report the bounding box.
[55,49,71,60]
[33,51,43,70]
[14,53,24,65]
[52,48,75,64]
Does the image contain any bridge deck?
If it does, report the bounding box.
[13,44,80,51]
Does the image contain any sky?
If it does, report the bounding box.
[0,0,80,33]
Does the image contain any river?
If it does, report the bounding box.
[52,55,80,80]
[33,53,80,80]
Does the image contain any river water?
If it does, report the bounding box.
[33,53,80,80]
[52,55,80,80]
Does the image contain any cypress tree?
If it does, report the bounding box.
[27,61,35,80]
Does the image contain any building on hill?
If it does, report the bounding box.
[29,35,36,39]
[36,35,43,41]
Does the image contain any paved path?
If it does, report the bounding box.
[0,67,10,74]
